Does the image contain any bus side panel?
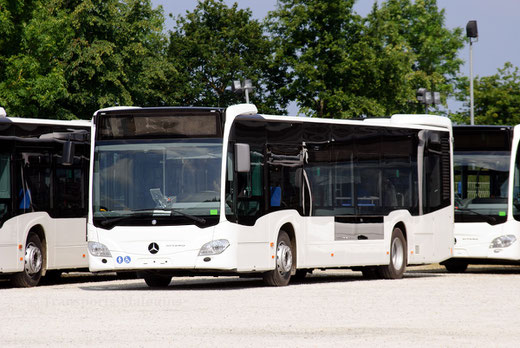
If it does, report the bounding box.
[301,216,388,268]
[235,219,271,272]
[52,218,88,269]
[408,215,434,264]
[17,212,57,270]
[300,216,335,268]
[0,217,22,273]
[408,206,453,265]
[235,211,303,273]
[433,205,454,262]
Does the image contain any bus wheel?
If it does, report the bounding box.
[443,260,468,273]
[263,230,293,286]
[378,227,407,279]
[11,233,44,287]
[144,274,172,288]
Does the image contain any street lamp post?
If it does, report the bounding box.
[466,20,478,125]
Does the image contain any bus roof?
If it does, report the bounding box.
[0,116,90,128]
[91,103,452,133]
[93,106,225,117]
[251,112,451,132]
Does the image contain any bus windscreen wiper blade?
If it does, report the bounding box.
[99,212,150,227]
[99,209,206,227]
[456,207,496,224]
[166,208,206,224]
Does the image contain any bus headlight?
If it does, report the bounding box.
[198,239,230,256]
[489,235,517,249]
[88,241,112,257]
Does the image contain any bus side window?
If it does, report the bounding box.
[270,186,281,207]
[423,133,451,213]
[236,148,264,219]
[0,155,9,199]
[0,155,10,222]
[19,153,51,213]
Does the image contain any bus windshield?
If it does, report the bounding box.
[454,151,510,224]
[93,138,222,226]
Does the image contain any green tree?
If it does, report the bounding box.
[0,1,37,69]
[267,0,367,118]
[453,62,520,125]
[0,0,174,119]
[367,0,465,114]
[167,0,288,113]
[267,0,465,118]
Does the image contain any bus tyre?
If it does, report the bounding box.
[144,275,172,288]
[263,231,293,287]
[443,260,468,273]
[11,233,44,287]
[378,227,406,279]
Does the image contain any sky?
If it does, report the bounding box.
[152,0,520,114]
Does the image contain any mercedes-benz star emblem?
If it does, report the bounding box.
[148,242,159,254]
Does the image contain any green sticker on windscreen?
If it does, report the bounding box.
[499,211,506,217]
[210,209,218,215]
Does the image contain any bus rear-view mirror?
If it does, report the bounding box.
[62,140,75,166]
[234,143,250,173]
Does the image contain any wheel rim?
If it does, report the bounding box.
[276,241,292,275]
[25,242,42,275]
[391,237,404,271]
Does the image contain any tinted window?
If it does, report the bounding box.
[227,119,267,225]
[19,152,52,213]
[307,124,419,216]
[0,154,10,224]
[423,131,451,213]
[97,110,222,140]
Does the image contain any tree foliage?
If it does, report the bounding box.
[1,0,467,119]
[0,0,173,119]
[167,0,287,113]
[365,0,464,114]
[267,0,464,118]
[267,0,367,118]
[453,62,520,125]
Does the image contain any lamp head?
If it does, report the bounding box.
[466,20,478,38]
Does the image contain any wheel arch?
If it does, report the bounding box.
[394,221,407,242]
[393,221,408,267]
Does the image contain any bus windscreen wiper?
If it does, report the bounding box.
[455,207,497,224]
[99,208,206,227]
[98,211,150,227]
[165,208,206,224]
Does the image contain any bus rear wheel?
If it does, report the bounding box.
[11,233,44,287]
[263,231,293,286]
[378,227,407,279]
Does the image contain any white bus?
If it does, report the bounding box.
[0,108,90,287]
[87,104,454,287]
[442,125,520,272]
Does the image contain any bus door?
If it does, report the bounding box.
[417,130,452,261]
